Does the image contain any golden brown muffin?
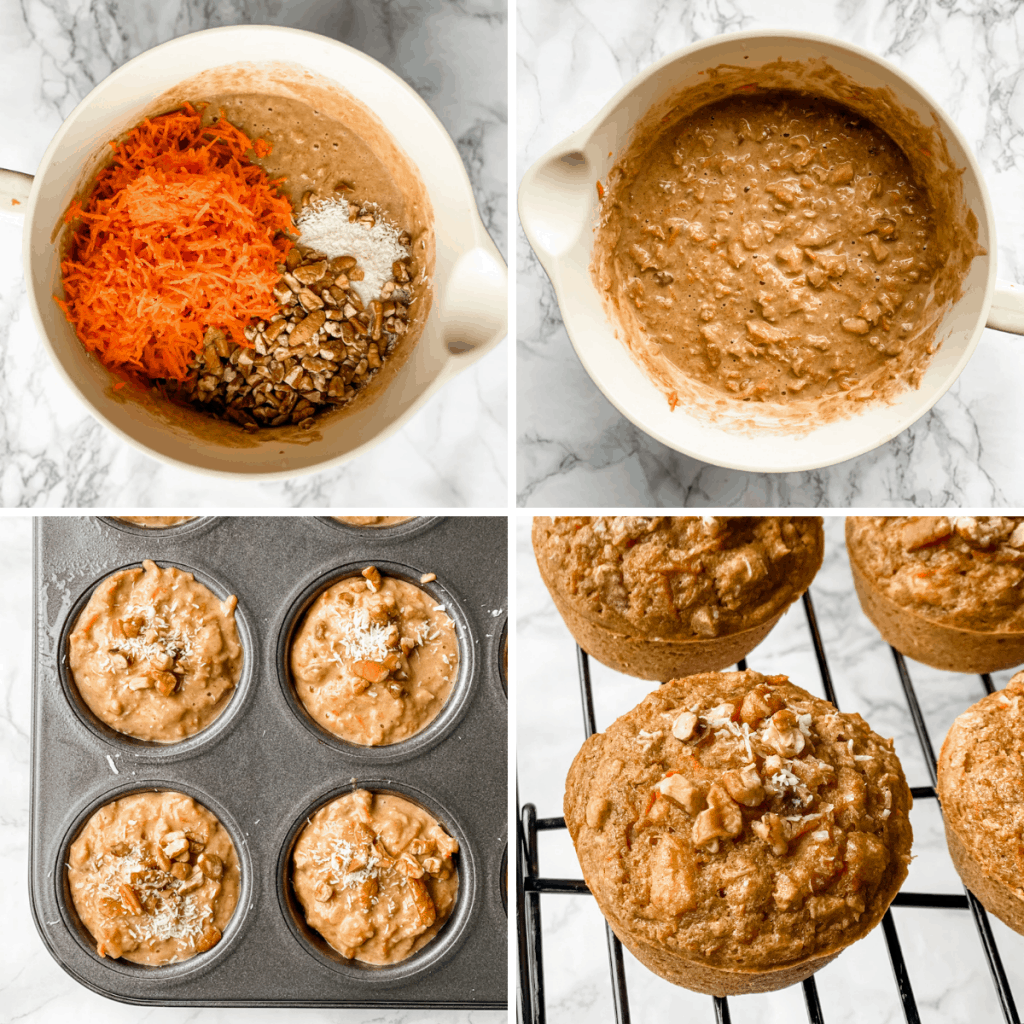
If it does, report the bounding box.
[847,516,1024,673]
[533,517,824,679]
[938,672,1024,933]
[564,670,912,995]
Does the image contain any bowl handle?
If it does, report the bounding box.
[0,168,32,216]
[438,245,508,353]
[518,145,594,264]
[988,281,1024,335]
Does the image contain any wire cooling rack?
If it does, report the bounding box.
[517,591,1022,1024]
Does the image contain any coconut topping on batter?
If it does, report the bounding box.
[68,559,243,742]
[68,790,240,965]
[292,789,458,964]
[290,567,458,746]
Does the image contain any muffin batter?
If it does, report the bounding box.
[290,567,457,746]
[292,789,458,964]
[333,516,415,527]
[115,517,196,528]
[68,559,243,742]
[596,90,951,408]
[68,790,240,965]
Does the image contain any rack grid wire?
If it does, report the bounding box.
[517,591,1022,1024]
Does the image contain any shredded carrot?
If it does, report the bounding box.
[10,198,20,206]
[57,102,294,383]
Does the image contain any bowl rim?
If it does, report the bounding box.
[518,27,998,474]
[23,24,504,481]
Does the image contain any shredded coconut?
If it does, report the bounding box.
[296,197,410,305]
[333,607,393,665]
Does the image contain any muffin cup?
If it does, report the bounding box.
[848,542,1024,673]
[547,585,784,680]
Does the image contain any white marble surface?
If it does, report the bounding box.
[516,515,1024,1022]
[516,0,1024,507]
[0,516,507,1023]
[0,0,507,508]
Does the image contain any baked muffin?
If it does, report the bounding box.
[847,516,1024,673]
[533,517,824,679]
[564,670,913,995]
[938,672,1024,934]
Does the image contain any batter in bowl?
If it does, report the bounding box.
[594,88,969,415]
[292,789,458,964]
[290,566,458,746]
[68,559,243,742]
[68,790,240,964]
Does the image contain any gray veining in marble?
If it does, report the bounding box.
[0,517,508,1023]
[0,0,507,508]
[516,514,1024,1022]
[516,0,1024,508]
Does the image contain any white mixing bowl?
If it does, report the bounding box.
[1,25,506,479]
[519,30,1024,473]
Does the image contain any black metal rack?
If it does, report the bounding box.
[517,591,1022,1024]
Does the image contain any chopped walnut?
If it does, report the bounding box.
[901,516,951,551]
[720,763,766,807]
[762,709,806,757]
[655,773,704,815]
[692,783,743,848]
[739,685,785,725]
[751,811,789,855]
[672,710,697,740]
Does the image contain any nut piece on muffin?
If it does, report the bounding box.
[847,516,1024,673]
[564,670,913,996]
[938,672,1024,933]
[533,517,824,680]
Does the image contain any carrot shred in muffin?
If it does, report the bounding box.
[57,102,294,383]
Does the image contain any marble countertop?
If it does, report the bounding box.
[0,516,507,1023]
[516,515,1024,1022]
[0,0,507,508]
[516,0,1024,507]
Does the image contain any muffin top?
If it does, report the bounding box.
[533,517,823,641]
[938,672,1024,896]
[564,670,912,971]
[847,516,1024,632]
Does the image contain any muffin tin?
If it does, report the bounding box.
[29,515,507,1008]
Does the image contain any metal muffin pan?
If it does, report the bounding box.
[29,515,508,1008]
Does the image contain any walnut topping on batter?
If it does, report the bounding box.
[68,791,240,965]
[565,670,912,971]
[68,560,243,742]
[291,570,458,746]
[292,790,458,964]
